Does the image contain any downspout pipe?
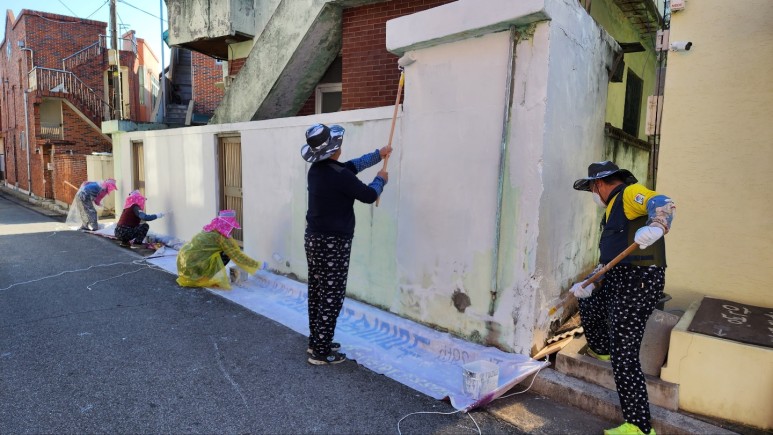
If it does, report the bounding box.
[489,26,519,316]
[21,47,34,196]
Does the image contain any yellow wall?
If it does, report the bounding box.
[657,1,773,309]
[590,0,658,140]
[661,301,773,429]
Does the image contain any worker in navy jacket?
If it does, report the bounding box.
[571,161,675,435]
[301,123,390,365]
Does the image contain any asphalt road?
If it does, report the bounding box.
[0,193,524,434]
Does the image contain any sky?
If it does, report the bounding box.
[0,0,170,63]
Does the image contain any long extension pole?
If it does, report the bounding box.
[374,70,405,207]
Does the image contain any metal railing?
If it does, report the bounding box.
[40,122,63,140]
[62,39,105,71]
[29,67,113,123]
[61,35,138,71]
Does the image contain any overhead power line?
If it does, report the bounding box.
[58,0,79,17]
[86,0,110,19]
[118,0,167,22]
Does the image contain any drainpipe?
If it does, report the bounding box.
[489,26,519,316]
[21,47,34,195]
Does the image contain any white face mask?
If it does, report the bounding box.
[592,192,606,208]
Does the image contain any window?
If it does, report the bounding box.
[150,76,159,109]
[132,141,145,195]
[622,69,643,137]
[315,83,342,114]
[138,66,145,105]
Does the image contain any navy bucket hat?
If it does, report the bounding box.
[573,161,637,191]
[300,123,345,163]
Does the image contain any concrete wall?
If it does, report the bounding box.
[116,0,617,354]
[167,0,256,45]
[532,0,619,349]
[657,1,773,310]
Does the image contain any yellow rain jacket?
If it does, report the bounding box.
[176,230,261,290]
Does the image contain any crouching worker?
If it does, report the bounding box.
[67,178,117,231]
[176,210,264,290]
[115,190,165,247]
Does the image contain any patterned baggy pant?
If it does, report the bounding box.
[77,191,98,230]
[578,264,665,434]
[115,224,150,244]
[304,233,353,356]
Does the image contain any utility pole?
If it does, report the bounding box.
[110,0,122,119]
[159,0,166,123]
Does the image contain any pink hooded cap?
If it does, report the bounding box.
[203,210,241,238]
[102,178,117,193]
[94,178,118,206]
[124,190,146,210]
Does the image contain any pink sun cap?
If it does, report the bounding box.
[124,190,146,210]
[203,210,242,238]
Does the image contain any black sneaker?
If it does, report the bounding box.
[307,351,346,365]
[119,241,131,247]
[307,342,341,355]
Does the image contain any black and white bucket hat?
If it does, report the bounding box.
[300,123,345,163]
[573,160,637,191]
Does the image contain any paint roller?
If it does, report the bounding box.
[375,54,416,207]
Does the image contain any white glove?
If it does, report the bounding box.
[570,282,595,299]
[634,226,664,249]
[156,212,165,219]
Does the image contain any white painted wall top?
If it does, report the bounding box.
[386,0,549,55]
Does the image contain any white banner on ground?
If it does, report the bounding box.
[147,249,548,411]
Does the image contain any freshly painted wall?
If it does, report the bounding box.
[657,1,773,310]
[115,0,619,354]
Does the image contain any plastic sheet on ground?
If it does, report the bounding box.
[147,248,549,411]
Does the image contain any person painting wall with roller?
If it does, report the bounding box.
[569,161,675,435]
[301,123,390,365]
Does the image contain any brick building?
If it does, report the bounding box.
[191,51,225,118]
[0,10,159,204]
[167,0,454,121]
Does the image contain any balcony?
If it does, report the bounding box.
[40,122,64,140]
[166,0,256,59]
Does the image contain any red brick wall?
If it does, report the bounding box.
[229,58,246,77]
[60,105,111,151]
[296,94,316,117]
[53,154,87,204]
[192,52,225,116]
[341,0,454,110]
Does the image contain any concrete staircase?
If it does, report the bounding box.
[487,335,740,434]
[211,0,342,123]
[164,48,193,127]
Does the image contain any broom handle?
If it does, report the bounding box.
[581,242,639,288]
[375,71,405,207]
